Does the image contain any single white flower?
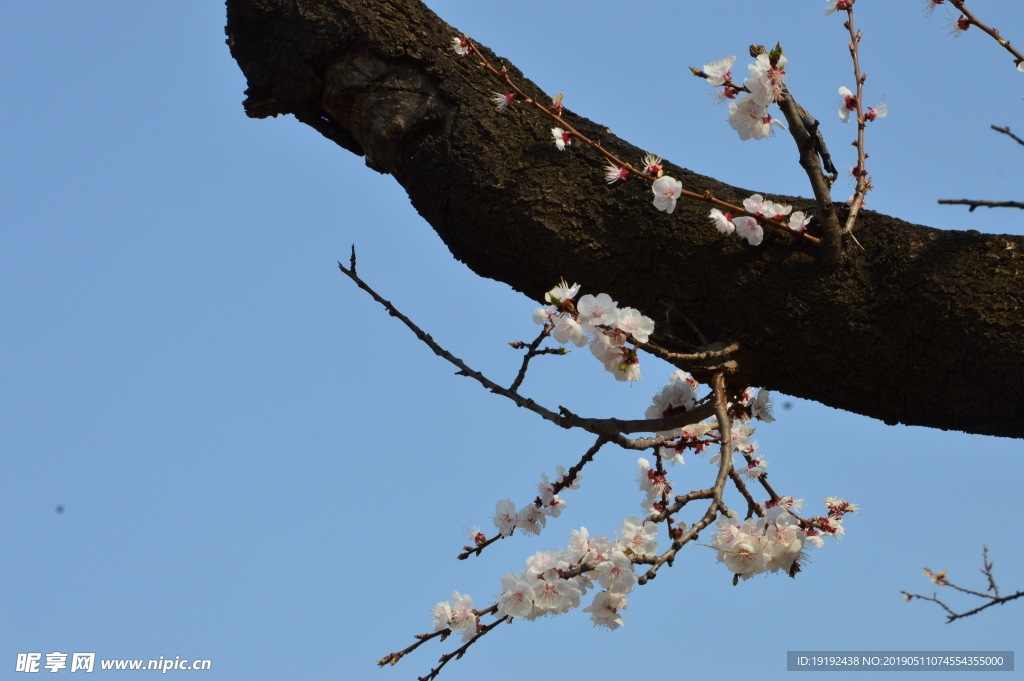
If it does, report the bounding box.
[542,496,566,518]
[577,293,619,331]
[615,307,655,343]
[532,305,556,325]
[499,574,536,618]
[583,591,626,629]
[837,86,857,123]
[430,601,452,632]
[733,216,763,246]
[584,535,614,566]
[681,421,713,440]
[651,175,683,214]
[491,91,514,110]
[551,127,572,151]
[703,56,736,86]
[865,99,888,122]
[517,503,547,535]
[714,522,768,577]
[618,516,659,556]
[788,211,811,233]
[737,458,768,479]
[641,153,663,176]
[604,163,628,184]
[743,194,772,216]
[552,314,586,346]
[824,0,852,15]
[594,551,638,593]
[708,208,735,234]
[728,94,785,140]
[493,499,517,537]
[452,36,472,56]
[533,569,582,611]
[745,387,775,422]
[544,280,580,305]
[765,201,792,219]
[448,592,477,641]
[567,527,591,559]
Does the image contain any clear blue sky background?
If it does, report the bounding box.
[2,1,1022,679]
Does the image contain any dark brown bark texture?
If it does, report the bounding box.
[226,0,1024,439]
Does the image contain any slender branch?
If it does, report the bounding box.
[947,0,1024,70]
[417,607,505,681]
[902,547,1024,623]
[377,627,450,667]
[338,257,715,435]
[841,4,872,235]
[937,199,1024,211]
[638,340,739,362]
[728,468,764,519]
[638,372,733,585]
[992,125,1024,147]
[509,328,556,393]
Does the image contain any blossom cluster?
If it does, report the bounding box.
[533,281,654,382]
[712,493,857,581]
[430,519,659,639]
[430,591,478,642]
[708,193,811,246]
[712,505,809,579]
[498,521,654,628]
[492,465,581,538]
[694,49,789,141]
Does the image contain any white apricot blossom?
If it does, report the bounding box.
[651,175,683,214]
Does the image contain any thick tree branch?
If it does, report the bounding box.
[227,0,1024,439]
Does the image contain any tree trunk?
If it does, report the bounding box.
[225,0,1024,439]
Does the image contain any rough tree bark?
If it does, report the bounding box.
[225,0,1024,439]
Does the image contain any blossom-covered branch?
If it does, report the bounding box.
[830,0,886,235]
[901,547,1024,622]
[690,49,829,250]
[455,36,821,247]
[366,275,854,678]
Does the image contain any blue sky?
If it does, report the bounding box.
[2,1,1022,679]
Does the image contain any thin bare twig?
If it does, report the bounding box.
[509,328,556,393]
[937,199,1024,211]
[936,127,1022,211]
[992,125,1024,147]
[902,547,1024,623]
[338,257,714,436]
